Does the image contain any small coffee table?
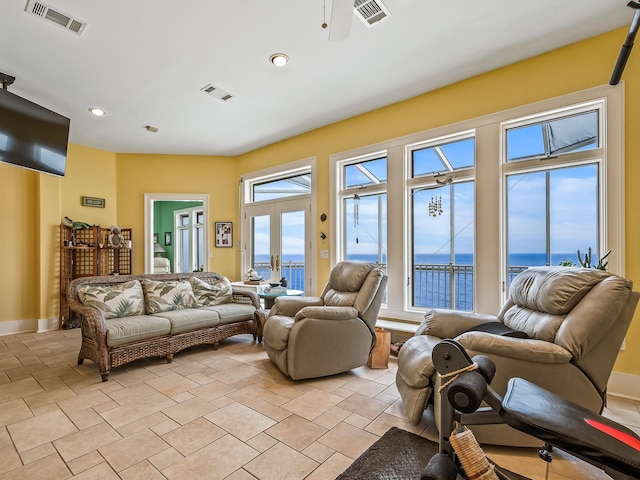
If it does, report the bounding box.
[258,289,304,309]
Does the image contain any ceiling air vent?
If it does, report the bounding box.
[200,84,234,102]
[25,1,87,36]
[354,0,390,28]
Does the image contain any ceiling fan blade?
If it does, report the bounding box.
[329,0,353,42]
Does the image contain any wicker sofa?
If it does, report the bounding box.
[67,272,260,381]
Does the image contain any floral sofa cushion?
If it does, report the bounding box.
[142,279,198,314]
[77,280,146,319]
[189,276,233,306]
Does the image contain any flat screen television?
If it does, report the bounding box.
[0,88,70,177]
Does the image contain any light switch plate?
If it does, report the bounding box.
[320,250,329,259]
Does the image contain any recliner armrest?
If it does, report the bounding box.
[418,308,499,337]
[294,306,359,322]
[456,332,572,363]
[270,296,323,317]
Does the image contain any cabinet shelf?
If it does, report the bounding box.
[59,225,133,329]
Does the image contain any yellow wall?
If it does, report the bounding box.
[61,144,118,226]
[38,173,62,321]
[0,143,117,323]
[0,163,39,322]
[236,27,640,373]
[2,26,639,375]
[115,153,237,279]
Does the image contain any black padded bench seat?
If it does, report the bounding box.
[501,377,640,478]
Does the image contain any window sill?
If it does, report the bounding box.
[375,319,418,335]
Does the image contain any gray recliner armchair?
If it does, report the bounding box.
[263,261,387,380]
[396,266,639,446]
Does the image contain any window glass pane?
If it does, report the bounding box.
[251,215,271,279]
[180,229,189,273]
[344,157,387,188]
[412,138,474,178]
[253,174,311,201]
[506,164,598,284]
[281,211,305,292]
[506,110,598,162]
[180,214,189,226]
[412,181,474,310]
[506,171,547,282]
[343,193,387,265]
[507,124,545,160]
[196,226,204,270]
[551,165,598,262]
[196,212,204,224]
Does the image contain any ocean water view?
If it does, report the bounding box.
[254,252,582,311]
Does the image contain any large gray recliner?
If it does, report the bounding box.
[396,266,639,446]
[263,261,387,380]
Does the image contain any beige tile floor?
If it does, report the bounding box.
[0,329,638,479]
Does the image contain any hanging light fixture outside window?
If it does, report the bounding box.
[428,196,443,217]
[353,193,360,243]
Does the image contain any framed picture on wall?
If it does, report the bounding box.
[164,231,172,246]
[153,233,159,244]
[215,222,232,248]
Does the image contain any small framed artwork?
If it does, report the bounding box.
[81,196,105,208]
[153,233,159,244]
[215,222,233,248]
[164,231,172,246]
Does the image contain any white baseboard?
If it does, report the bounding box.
[607,371,640,401]
[0,317,59,336]
[0,319,38,336]
[37,317,59,333]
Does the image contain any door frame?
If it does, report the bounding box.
[240,157,316,293]
[244,198,311,288]
[144,193,209,274]
[173,205,205,273]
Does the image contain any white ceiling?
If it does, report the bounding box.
[0,0,633,156]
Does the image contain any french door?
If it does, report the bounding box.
[174,206,204,273]
[244,198,310,292]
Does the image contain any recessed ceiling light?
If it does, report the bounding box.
[269,53,289,67]
[88,107,106,116]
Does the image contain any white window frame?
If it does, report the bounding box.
[500,100,607,298]
[406,130,476,311]
[174,206,204,273]
[335,150,388,262]
[330,83,624,323]
[240,157,317,292]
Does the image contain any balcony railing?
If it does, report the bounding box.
[414,263,474,310]
[251,260,531,310]
[253,261,305,291]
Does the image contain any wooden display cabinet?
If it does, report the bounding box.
[59,225,133,329]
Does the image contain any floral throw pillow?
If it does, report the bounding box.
[77,280,146,319]
[142,279,197,314]
[190,276,233,306]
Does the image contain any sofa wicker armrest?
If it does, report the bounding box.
[67,279,109,338]
[231,288,260,309]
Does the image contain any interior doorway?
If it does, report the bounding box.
[144,193,209,274]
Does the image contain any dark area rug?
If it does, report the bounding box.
[336,426,530,480]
